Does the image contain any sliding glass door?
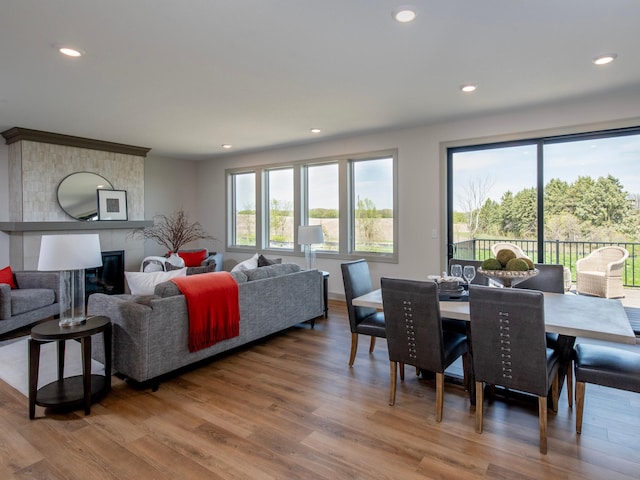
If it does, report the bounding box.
[448,126,640,285]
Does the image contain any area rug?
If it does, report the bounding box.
[0,336,104,397]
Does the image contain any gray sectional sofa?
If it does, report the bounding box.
[87,263,324,387]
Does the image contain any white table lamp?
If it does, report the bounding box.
[38,234,103,327]
[297,225,324,270]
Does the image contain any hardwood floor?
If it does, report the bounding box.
[1,300,640,479]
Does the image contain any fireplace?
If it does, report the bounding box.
[85,250,125,300]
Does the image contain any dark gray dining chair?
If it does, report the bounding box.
[574,343,640,434]
[469,285,560,454]
[341,259,386,367]
[515,263,571,405]
[381,277,468,422]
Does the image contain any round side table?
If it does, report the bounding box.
[28,316,112,419]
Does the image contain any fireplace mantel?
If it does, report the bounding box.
[0,221,153,232]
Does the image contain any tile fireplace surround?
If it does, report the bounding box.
[1,127,152,271]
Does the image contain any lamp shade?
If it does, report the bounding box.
[297,225,324,245]
[38,234,103,271]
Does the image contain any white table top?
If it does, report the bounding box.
[352,289,636,345]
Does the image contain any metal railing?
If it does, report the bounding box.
[453,238,639,287]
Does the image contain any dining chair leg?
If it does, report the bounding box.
[415,366,420,376]
[475,381,484,433]
[538,396,548,454]
[369,336,376,354]
[389,361,397,406]
[349,333,358,367]
[399,363,405,381]
[551,373,559,414]
[566,360,573,408]
[576,381,586,434]
[435,372,444,422]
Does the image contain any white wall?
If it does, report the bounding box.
[0,141,9,266]
[143,154,200,257]
[195,85,640,297]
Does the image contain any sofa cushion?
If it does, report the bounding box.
[229,271,248,284]
[11,288,55,316]
[244,263,301,281]
[125,268,187,296]
[0,266,17,289]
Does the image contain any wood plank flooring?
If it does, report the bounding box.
[1,300,640,479]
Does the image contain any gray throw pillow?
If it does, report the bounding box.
[258,254,282,267]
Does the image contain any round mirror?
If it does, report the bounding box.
[57,172,114,221]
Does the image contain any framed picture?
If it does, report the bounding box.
[97,189,128,220]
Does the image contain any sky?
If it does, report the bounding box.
[453,133,640,211]
[234,157,394,211]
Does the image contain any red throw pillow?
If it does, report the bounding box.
[177,250,208,267]
[0,266,17,289]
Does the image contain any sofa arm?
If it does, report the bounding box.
[13,271,64,303]
[0,284,10,320]
[88,293,154,379]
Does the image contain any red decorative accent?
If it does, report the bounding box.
[169,249,208,267]
[0,266,17,289]
[171,272,240,352]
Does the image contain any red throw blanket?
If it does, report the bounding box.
[171,272,240,352]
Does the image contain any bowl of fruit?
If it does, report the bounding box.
[477,249,539,288]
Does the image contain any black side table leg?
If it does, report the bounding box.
[81,337,92,415]
[28,339,41,419]
[104,324,112,392]
[57,339,66,381]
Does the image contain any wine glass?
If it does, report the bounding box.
[450,264,462,280]
[463,265,476,286]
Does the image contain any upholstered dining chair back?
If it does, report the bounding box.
[342,259,377,332]
[469,286,551,395]
[515,263,564,294]
[382,278,446,371]
[341,259,386,366]
[469,285,560,453]
[381,277,467,421]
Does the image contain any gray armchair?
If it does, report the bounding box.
[0,270,64,335]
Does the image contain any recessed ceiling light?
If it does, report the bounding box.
[392,7,417,23]
[58,47,83,57]
[460,84,477,93]
[221,144,232,149]
[592,53,617,65]
[310,128,322,134]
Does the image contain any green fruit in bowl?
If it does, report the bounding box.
[496,249,516,267]
[506,258,530,271]
[522,257,534,270]
[481,258,503,270]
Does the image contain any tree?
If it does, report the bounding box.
[269,199,292,241]
[459,176,494,237]
[355,196,381,245]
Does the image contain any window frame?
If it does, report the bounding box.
[226,149,398,263]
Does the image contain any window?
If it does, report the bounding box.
[306,163,339,251]
[230,172,256,247]
[226,149,397,262]
[352,157,394,254]
[266,168,294,249]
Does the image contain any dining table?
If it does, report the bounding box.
[352,288,636,404]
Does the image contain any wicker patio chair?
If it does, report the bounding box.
[576,246,629,299]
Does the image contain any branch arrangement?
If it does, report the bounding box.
[134,210,216,252]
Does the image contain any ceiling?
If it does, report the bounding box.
[1,1,639,161]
